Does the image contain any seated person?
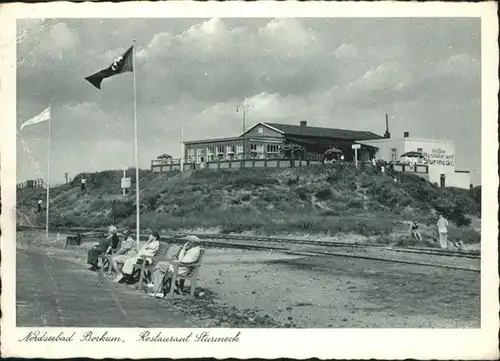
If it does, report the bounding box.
[149,235,203,298]
[410,220,422,241]
[87,225,117,271]
[112,228,135,281]
[117,231,160,284]
[147,243,183,294]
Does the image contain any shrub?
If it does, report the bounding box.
[113,200,136,219]
[448,207,472,227]
[448,226,481,244]
[230,177,279,188]
[347,198,364,209]
[295,187,309,201]
[315,188,332,200]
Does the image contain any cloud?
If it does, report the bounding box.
[333,44,358,60]
[16,17,481,182]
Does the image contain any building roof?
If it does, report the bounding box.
[262,122,384,141]
[184,136,246,145]
[358,137,454,145]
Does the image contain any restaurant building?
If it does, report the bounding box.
[182,120,385,164]
[359,132,471,189]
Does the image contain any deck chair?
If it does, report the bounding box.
[98,241,120,275]
[136,241,171,291]
[98,248,116,276]
[165,248,205,299]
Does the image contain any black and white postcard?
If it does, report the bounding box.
[1,1,498,359]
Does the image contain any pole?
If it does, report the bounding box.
[237,104,247,134]
[180,106,184,172]
[242,106,246,133]
[45,102,51,241]
[132,40,140,251]
[354,148,358,168]
[122,168,126,196]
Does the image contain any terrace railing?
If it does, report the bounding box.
[151,157,322,172]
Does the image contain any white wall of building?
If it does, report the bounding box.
[447,172,471,189]
[361,137,471,189]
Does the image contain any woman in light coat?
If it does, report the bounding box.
[118,231,160,284]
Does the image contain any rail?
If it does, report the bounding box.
[151,157,322,172]
[18,225,480,261]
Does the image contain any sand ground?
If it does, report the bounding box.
[15,231,480,328]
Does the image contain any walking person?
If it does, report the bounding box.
[37,199,43,213]
[437,214,449,249]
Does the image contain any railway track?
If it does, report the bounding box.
[173,232,480,259]
[163,235,480,273]
[17,225,481,266]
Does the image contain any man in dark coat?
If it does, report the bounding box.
[87,225,118,271]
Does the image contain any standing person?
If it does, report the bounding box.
[437,214,449,249]
[81,178,87,192]
[87,225,117,271]
[37,199,43,213]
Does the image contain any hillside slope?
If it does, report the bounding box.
[17,164,481,244]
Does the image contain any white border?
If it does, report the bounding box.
[1,1,498,359]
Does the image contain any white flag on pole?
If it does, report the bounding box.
[20,106,51,131]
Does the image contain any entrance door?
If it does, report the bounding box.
[440,174,446,188]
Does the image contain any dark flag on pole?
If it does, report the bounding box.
[85,46,134,89]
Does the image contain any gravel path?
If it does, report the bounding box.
[17,246,194,327]
[16,231,480,328]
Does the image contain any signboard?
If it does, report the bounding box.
[421,147,455,167]
[121,177,131,189]
[351,144,361,149]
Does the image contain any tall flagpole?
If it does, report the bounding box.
[133,40,140,251]
[180,105,184,172]
[45,101,51,241]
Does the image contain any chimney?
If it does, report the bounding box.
[404,131,409,138]
[300,120,307,127]
[384,113,391,138]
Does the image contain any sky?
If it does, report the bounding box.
[16,17,481,185]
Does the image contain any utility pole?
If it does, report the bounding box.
[236,104,248,134]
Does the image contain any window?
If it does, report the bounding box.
[266,144,280,158]
[236,144,244,154]
[391,148,397,162]
[196,148,205,163]
[256,144,265,159]
[187,148,195,163]
[216,145,225,154]
[206,146,215,161]
[226,145,234,154]
[257,127,264,134]
[250,143,258,158]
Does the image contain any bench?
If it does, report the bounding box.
[65,233,83,247]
